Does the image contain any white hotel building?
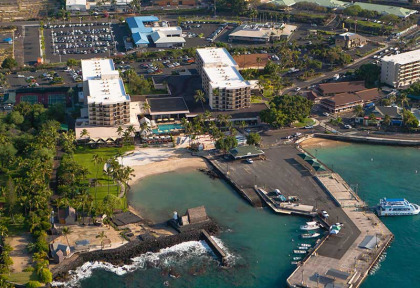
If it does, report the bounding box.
[81,59,131,126]
[381,49,420,88]
[196,48,251,111]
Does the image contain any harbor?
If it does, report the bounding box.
[208,144,394,287]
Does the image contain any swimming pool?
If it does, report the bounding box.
[152,123,184,134]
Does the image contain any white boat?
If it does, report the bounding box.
[291,261,299,265]
[293,257,302,260]
[298,246,309,250]
[376,198,420,216]
[300,221,320,231]
[299,244,311,247]
[294,250,307,254]
[301,233,320,239]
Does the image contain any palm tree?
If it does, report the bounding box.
[240,120,246,132]
[353,105,364,117]
[194,90,206,111]
[92,154,103,205]
[96,231,108,249]
[116,126,123,139]
[397,92,408,108]
[62,226,72,247]
[256,57,262,70]
[79,129,89,139]
[142,101,151,114]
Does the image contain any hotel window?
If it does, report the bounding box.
[20,95,38,104]
[48,94,66,105]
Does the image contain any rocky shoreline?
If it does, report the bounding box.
[52,220,220,281]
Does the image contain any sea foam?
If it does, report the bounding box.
[52,238,235,287]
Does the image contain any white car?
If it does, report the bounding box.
[246,158,254,164]
[344,124,352,129]
[321,210,329,218]
[295,87,301,92]
[323,112,330,117]
[304,125,314,129]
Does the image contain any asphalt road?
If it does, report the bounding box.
[23,26,40,64]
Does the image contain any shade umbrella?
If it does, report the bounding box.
[314,165,326,172]
[157,119,162,122]
[298,153,313,161]
[305,159,318,166]
[169,118,175,121]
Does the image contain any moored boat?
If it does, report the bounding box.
[298,246,309,250]
[301,232,320,239]
[376,198,420,216]
[294,250,307,254]
[299,244,311,247]
[293,257,302,260]
[300,221,320,231]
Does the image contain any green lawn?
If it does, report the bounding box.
[294,118,316,128]
[74,146,133,206]
[4,271,38,285]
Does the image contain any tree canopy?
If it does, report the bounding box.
[260,95,313,128]
[355,64,381,88]
[2,57,18,69]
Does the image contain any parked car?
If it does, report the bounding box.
[304,125,314,129]
[344,124,352,129]
[321,210,329,219]
[246,158,254,164]
[323,112,330,117]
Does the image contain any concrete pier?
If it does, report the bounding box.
[315,133,420,146]
[200,230,227,266]
[287,173,393,288]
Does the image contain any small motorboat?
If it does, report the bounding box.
[294,250,307,254]
[293,257,302,261]
[291,261,299,265]
[300,221,321,231]
[301,232,321,239]
[298,246,309,250]
[299,244,311,247]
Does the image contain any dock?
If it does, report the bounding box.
[200,229,227,266]
[254,187,316,216]
[287,173,393,288]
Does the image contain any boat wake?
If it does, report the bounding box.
[52,237,237,287]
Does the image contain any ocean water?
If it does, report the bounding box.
[306,143,420,288]
[74,170,310,288]
[68,143,420,288]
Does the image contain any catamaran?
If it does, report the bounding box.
[300,221,320,231]
[376,198,420,216]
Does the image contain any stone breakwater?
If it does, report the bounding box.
[52,220,219,281]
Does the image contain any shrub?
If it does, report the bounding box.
[38,268,52,283]
[26,281,42,288]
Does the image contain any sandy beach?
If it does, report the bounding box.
[121,147,209,185]
[300,137,349,149]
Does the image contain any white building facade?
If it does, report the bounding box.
[381,49,420,88]
[196,48,251,111]
[81,59,131,126]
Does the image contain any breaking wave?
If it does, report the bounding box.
[52,237,236,287]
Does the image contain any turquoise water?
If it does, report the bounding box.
[152,124,184,134]
[306,143,420,288]
[78,170,310,288]
[76,143,420,288]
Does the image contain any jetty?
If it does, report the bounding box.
[287,172,393,288]
[254,187,316,216]
[205,145,393,287]
[200,230,227,266]
[315,133,420,146]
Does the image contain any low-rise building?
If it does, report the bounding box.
[232,54,269,70]
[81,58,131,127]
[320,88,381,113]
[335,32,367,49]
[196,48,251,111]
[151,0,197,6]
[127,16,185,48]
[316,81,366,96]
[228,24,296,43]
[66,0,88,11]
[381,49,420,88]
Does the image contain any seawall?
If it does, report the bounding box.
[52,220,219,280]
[315,133,420,146]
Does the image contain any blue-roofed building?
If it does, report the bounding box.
[126,16,185,48]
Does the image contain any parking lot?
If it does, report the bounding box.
[44,22,120,62]
[23,26,40,64]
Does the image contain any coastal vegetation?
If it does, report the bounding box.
[260,95,313,128]
[0,103,134,285]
